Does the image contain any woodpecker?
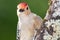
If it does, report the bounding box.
[35,0,60,40]
[16,2,42,40]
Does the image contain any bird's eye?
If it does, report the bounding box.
[26,7,28,10]
[19,9,24,12]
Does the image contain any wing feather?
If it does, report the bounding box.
[16,23,20,40]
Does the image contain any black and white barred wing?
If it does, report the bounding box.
[16,23,21,40]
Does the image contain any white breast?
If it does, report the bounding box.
[18,13,36,40]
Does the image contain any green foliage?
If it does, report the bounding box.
[0,0,48,40]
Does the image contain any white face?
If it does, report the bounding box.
[17,5,29,16]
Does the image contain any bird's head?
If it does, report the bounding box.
[17,2,31,16]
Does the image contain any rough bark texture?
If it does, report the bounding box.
[35,0,60,40]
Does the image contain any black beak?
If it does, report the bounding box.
[19,9,24,12]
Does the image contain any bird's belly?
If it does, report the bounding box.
[20,23,35,40]
[20,30,34,40]
[18,18,35,40]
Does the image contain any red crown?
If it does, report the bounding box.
[18,2,27,9]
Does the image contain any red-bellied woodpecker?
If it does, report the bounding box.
[16,2,42,40]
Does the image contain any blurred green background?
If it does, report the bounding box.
[0,0,48,40]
